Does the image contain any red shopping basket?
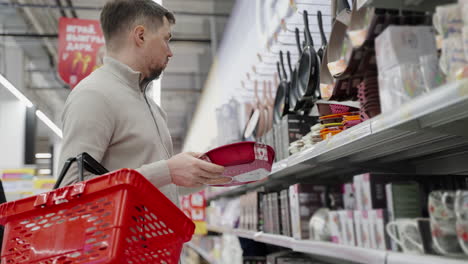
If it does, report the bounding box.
[0,168,195,264]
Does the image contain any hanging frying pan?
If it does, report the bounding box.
[260,82,271,135]
[293,10,321,113]
[273,61,286,125]
[266,81,275,131]
[242,103,259,140]
[253,81,266,139]
[317,11,328,61]
[286,51,298,113]
[243,81,262,140]
[290,27,303,111]
[279,51,290,117]
[327,3,352,77]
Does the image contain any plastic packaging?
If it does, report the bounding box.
[378,63,426,114]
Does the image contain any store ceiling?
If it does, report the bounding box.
[0,0,234,152]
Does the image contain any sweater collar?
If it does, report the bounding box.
[103,56,151,91]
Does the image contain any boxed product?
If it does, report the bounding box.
[354,173,411,211]
[257,191,265,232]
[279,114,318,159]
[342,183,356,210]
[280,189,291,237]
[339,210,356,246]
[289,184,327,239]
[328,211,342,244]
[385,182,422,251]
[354,211,371,248]
[271,192,281,234]
[244,256,266,264]
[375,26,437,73]
[326,185,344,210]
[376,26,440,113]
[369,209,390,250]
[267,251,314,264]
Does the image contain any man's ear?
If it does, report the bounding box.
[133,25,145,47]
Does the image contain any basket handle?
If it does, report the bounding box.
[53,152,109,190]
[36,153,108,208]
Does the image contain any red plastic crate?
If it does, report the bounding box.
[0,169,195,264]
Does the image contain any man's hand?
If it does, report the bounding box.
[167,152,230,187]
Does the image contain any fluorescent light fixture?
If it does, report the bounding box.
[35,153,52,159]
[36,110,63,138]
[0,74,34,107]
[38,169,51,175]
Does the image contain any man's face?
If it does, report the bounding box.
[142,17,173,81]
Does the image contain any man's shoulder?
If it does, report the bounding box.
[73,67,114,91]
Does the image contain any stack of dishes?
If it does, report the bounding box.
[357,74,381,120]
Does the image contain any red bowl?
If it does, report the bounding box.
[204,141,275,166]
[201,141,276,186]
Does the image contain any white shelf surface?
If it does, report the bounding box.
[386,252,468,264]
[186,242,218,264]
[207,225,468,264]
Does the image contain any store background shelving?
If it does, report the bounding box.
[186,242,218,264]
[206,225,468,264]
[207,80,468,202]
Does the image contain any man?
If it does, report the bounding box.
[58,0,230,205]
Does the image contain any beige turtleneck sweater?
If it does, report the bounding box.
[58,56,180,205]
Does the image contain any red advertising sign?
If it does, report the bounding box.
[58,17,106,88]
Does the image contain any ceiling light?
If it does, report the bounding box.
[35,153,52,159]
[36,110,63,138]
[0,73,33,107]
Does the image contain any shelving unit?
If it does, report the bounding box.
[357,0,457,11]
[206,225,468,264]
[186,242,218,264]
[207,80,468,202]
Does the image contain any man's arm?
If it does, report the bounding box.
[57,89,115,187]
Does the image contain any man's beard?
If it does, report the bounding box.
[147,67,164,81]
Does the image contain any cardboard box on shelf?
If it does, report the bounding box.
[343,183,356,210]
[354,211,372,248]
[289,184,326,239]
[339,210,356,246]
[354,173,412,211]
[369,209,390,250]
[375,26,437,73]
[329,211,342,244]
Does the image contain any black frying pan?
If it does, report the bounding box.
[273,61,286,125]
[279,51,290,117]
[286,51,297,113]
[294,10,321,113]
[317,11,328,61]
[290,27,303,110]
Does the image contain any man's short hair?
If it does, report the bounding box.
[100,0,175,48]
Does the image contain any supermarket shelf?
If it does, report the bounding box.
[386,252,468,264]
[207,225,468,264]
[357,0,456,12]
[207,80,468,202]
[186,242,218,264]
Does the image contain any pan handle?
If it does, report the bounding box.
[287,51,293,76]
[279,51,288,81]
[317,11,327,46]
[295,27,302,54]
[303,10,313,47]
[276,62,282,82]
